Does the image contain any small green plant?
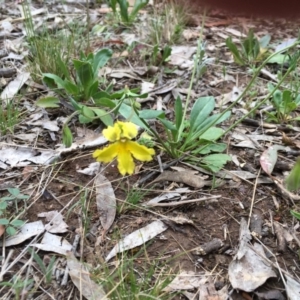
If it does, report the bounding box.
[136,96,231,172]
[93,254,175,299]
[28,248,56,285]
[42,49,113,103]
[108,0,149,24]
[0,188,29,212]
[265,83,300,123]
[150,45,172,66]
[226,30,271,66]
[149,1,187,45]
[22,0,84,83]
[0,276,33,300]
[118,187,148,213]
[0,188,27,235]
[0,100,20,135]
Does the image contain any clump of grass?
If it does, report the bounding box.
[118,187,148,214]
[26,27,85,83]
[149,0,188,45]
[92,253,176,300]
[22,1,85,83]
[0,100,20,135]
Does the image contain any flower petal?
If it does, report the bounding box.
[126,141,155,161]
[103,124,121,142]
[117,145,135,175]
[118,121,138,140]
[93,143,119,163]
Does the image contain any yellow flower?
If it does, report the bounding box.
[93,121,155,175]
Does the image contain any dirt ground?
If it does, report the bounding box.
[1,1,300,299]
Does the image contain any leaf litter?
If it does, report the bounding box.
[1,0,300,299]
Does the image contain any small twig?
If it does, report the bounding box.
[0,249,14,281]
[144,195,221,207]
[135,158,182,186]
[248,168,261,228]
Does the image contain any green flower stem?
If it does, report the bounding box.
[192,40,299,146]
[223,60,298,136]
[132,106,175,157]
[177,11,206,144]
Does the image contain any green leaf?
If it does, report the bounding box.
[295,94,300,106]
[273,90,283,108]
[8,188,20,197]
[92,108,114,126]
[10,219,25,227]
[0,219,9,225]
[87,80,99,99]
[201,154,231,173]
[259,34,271,48]
[199,127,224,141]
[73,60,94,94]
[93,49,113,73]
[175,97,183,130]
[286,158,300,191]
[0,201,7,210]
[56,54,70,80]
[291,210,300,221]
[36,97,60,108]
[190,97,215,131]
[93,97,116,109]
[162,45,172,62]
[130,0,148,22]
[196,143,227,155]
[68,97,81,110]
[0,196,14,201]
[139,110,165,119]
[158,118,177,131]
[6,226,16,236]
[118,103,147,129]
[43,74,79,95]
[109,0,117,13]
[268,54,289,64]
[28,248,47,274]
[118,0,129,22]
[226,37,244,65]
[62,125,73,148]
[81,106,95,120]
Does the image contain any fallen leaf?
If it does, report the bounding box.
[95,174,116,232]
[77,162,101,176]
[260,145,286,175]
[286,275,300,300]
[106,220,167,261]
[228,219,276,292]
[0,221,45,247]
[66,251,107,300]
[38,211,68,233]
[152,170,208,188]
[32,232,72,255]
[1,72,30,105]
[143,192,181,206]
[168,45,197,68]
[164,271,206,292]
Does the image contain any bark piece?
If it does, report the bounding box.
[193,238,224,255]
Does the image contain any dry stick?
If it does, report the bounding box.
[145,195,221,207]
[247,168,261,228]
[0,249,14,281]
[136,157,183,186]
